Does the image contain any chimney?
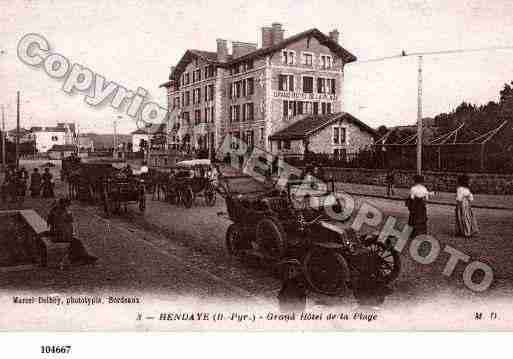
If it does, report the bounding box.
[271,22,284,44]
[261,27,273,48]
[232,41,257,58]
[169,66,176,80]
[216,39,228,62]
[329,29,340,43]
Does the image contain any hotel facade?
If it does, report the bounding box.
[160,23,375,157]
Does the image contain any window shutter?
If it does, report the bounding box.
[289,75,294,92]
[283,100,288,118]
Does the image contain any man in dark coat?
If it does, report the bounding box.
[30,168,42,197]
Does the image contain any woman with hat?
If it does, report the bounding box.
[455,174,479,238]
[406,175,433,237]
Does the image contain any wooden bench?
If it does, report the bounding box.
[19,210,71,268]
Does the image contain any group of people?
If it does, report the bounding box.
[406,174,479,239]
[1,165,55,202]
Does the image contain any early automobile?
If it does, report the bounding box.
[164,159,217,208]
[217,174,401,296]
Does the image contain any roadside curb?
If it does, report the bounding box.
[344,191,513,211]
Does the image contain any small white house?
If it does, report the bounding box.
[30,123,76,153]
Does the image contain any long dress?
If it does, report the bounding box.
[406,184,430,237]
[30,172,42,196]
[455,186,479,237]
[42,172,54,198]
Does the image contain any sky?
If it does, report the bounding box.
[1,0,513,134]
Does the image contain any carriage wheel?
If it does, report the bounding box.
[255,217,286,261]
[303,249,349,296]
[204,184,216,207]
[181,187,194,208]
[366,241,401,284]
[225,224,247,257]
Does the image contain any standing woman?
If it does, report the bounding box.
[406,175,433,237]
[455,174,479,238]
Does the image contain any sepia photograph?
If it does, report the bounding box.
[1,0,513,334]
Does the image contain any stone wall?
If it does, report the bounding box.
[323,167,513,195]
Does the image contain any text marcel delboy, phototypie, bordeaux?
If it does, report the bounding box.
[11,295,141,306]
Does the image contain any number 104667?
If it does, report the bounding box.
[40,346,71,354]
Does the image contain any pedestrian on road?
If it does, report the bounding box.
[455,174,479,238]
[47,198,98,265]
[406,175,433,237]
[42,167,54,198]
[30,168,42,197]
[386,169,395,197]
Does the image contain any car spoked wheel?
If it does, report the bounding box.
[366,241,401,284]
[255,218,286,261]
[303,249,349,296]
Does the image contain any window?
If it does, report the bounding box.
[327,102,332,114]
[234,105,241,122]
[204,65,215,79]
[260,127,264,141]
[235,82,241,98]
[277,140,282,150]
[184,91,190,106]
[317,78,326,93]
[244,130,254,147]
[278,74,294,92]
[320,55,332,69]
[192,88,201,104]
[333,126,346,145]
[247,77,254,95]
[233,64,240,74]
[173,97,180,109]
[281,50,295,65]
[204,108,208,123]
[51,136,58,141]
[303,101,313,114]
[210,107,214,123]
[302,76,313,93]
[182,111,190,123]
[246,102,254,121]
[283,140,291,150]
[302,52,313,66]
[313,102,319,115]
[242,79,247,97]
[194,109,201,125]
[322,102,327,115]
[193,69,201,82]
[208,84,214,100]
[329,78,336,94]
[185,73,190,85]
[283,100,297,118]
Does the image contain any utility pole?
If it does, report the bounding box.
[416,56,423,175]
[1,105,5,170]
[16,91,20,170]
[113,117,118,158]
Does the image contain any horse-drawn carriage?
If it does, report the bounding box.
[66,160,146,216]
[217,174,401,296]
[158,159,217,208]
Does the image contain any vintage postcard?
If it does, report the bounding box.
[1,0,512,332]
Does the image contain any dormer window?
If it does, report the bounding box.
[281,50,295,65]
[302,52,313,66]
